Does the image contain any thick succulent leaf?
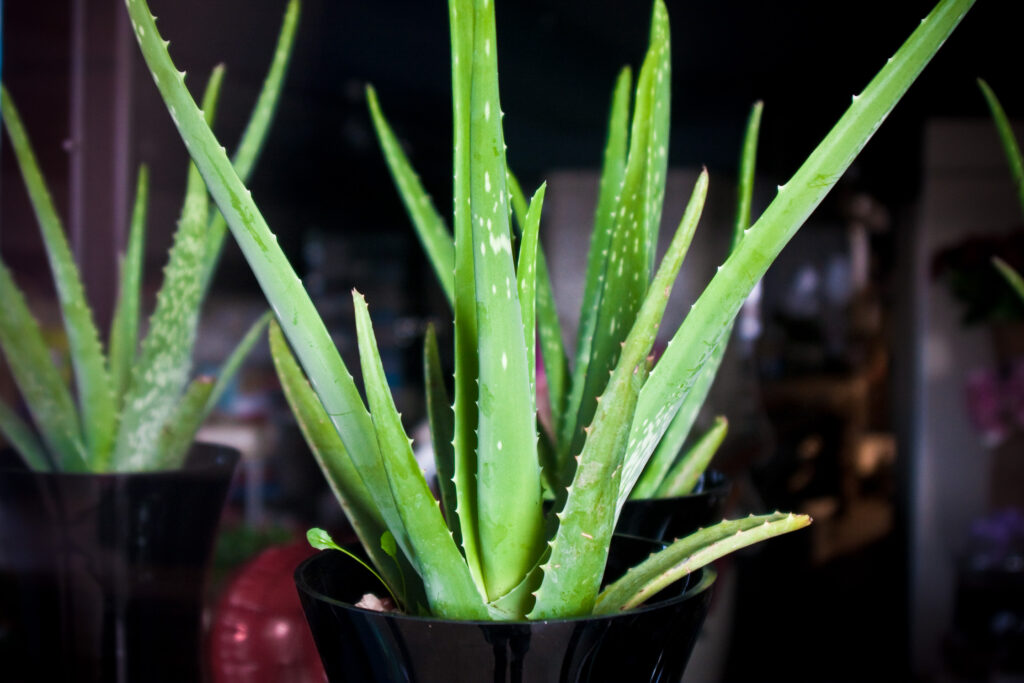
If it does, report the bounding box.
[620,0,976,505]
[508,171,568,438]
[202,0,300,287]
[530,171,707,619]
[353,291,487,619]
[733,100,764,250]
[154,375,214,469]
[560,3,671,471]
[529,357,645,619]
[269,320,416,606]
[994,257,1024,302]
[978,79,1024,217]
[423,325,459,545]
[109,165,149,402]
[1,85,116,469]
[516,183,546,393]
[466,0,544,601]
[641,2,672,270]
[127,0,419,578]
[203,311,272,418]
[111,69,228,471]
[0,263,86,470]
[448,0,485,592]
[559,67,631,449]
[0,395,51,471]
[367,85,455,304]
[594,512,811,614]
[655,416,728,498]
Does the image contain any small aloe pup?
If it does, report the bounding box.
[0,0,299,473]
[125,0,973,620]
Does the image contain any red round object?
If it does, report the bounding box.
[209,541,327,683]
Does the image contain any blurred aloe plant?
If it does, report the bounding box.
[978,78,1024,301]
[0,0,298,473]
[126,0,972,619]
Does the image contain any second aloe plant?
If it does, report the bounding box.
[0,0,298,472]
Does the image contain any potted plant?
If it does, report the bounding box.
[124,0,973,679]
[369,73,769,541]
[0,3,297,680]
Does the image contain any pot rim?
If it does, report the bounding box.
[0,441,239,479]
[294,545,717,626]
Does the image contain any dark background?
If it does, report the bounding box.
[2,1,1023,681]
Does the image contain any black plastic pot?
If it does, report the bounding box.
[0,443,238,683]
[295,535,715,683]
[617,469,731,541]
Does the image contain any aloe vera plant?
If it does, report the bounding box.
[0,0,298,473]
[126,0,972,619]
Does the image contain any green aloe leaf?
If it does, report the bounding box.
[530,171,707,619]
[1,85,116,469]
[594,512,811,614]
[978,79,1024,217]
[202,0,300,287]
[655,415,728,498]
[367,85,455,304]
[0,395,50,471]
[449,0,485,592]
[0,263,87,470]
[111,67,224,471]
[559,67,631,451]
[620,0,975,506]
[560,2,670,472]
[109,165,149,402]
[516,183,546,394]
[466,0,545,602]
[423,324,459,546]
[270,320,415,606]
[733,100,764,250]
[353,291,487,619]
[155,375,214,469]
[507,171,568,440]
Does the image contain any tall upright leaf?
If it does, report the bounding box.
[367,86,455,304]
[978,79,1024,217]
[448,0,485,591]
[559,67,631,452]
[1,86,115,468]
[108,165,149,401]
[466,0,544,601]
